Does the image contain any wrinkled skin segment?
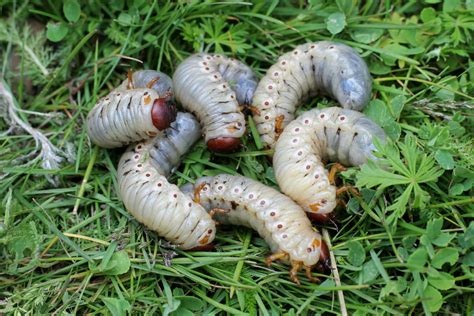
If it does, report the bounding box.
[273,107,385,217]
[252,41,372,149]
[117,113,216,249]
[87,70,177,148]
[118,69,174,102]
[181,174,329,283]
[147,112,201,177]
[173,54,257,151]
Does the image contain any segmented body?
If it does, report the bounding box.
[117,113,216,249]
[173,54,258,152]
[181,175,323,267]
[87,70,176,148]
[273,107,386,216]
[252,41,372,148]
[117,69,174,102]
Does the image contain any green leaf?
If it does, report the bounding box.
[117,13,133,26]
[4,220,39,260]
[46,22,69,42]
[63,0,81,23]
[449,183,465,195]
[432,232,455,247]
[431,247,459,269]
[435,149,455,170]
[443,0,462,12]
[420,7,437,22]
[101,297,131,316]
[428,271,455,290]
[423,286,443,312]
[336,0,354,15]
[326,12,346,35]
[110,0,125,10]
[103,251,131,275]
[462,251,474,266]
[179,296,204,311]
[383,120,402,141]
[358,260,379,283]
[407,248,427,272]
[380,280,398,298]
[163,299,181,316]
[389,95,405,119]
[171,308,194,316]
[458,222,474,249]
[426,218,443,240]
[90,250,130,275]
[364,99,393,127]
[350,28,384,44]
[347,241,366,266]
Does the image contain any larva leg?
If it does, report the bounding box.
[127,69,134,89]
[336,185,360,197]
[252,41,373,149]
[275,115,285,139]
[208,208,230,218]
[146,76,160,89]
[248,106,261,116]
[328,162,347,185]
[265,251,288,266]
[87,70,178,148]
[304,265,321,283]
[273,107,386,223]
[208,208,230,225]
[180,174,330,284]
[173,54,257,152]
[117,113,216,249]
[193,182,207,203]
[290,260,303,286]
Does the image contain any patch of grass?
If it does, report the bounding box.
[1,1,473,315]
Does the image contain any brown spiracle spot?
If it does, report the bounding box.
[151,98,177,130]
[207,137,240,152]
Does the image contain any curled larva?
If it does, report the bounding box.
[117,112,216,249]
[181,174,330,284]
[273,107,386,222]
[87,70,177,148]
[173,54,258,152]
[252,41,372,148]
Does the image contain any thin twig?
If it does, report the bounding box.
[322,228,348,316]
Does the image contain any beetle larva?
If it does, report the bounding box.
[87,70,177,148]
[117,112,216,249]
[173,54,258,152]
[273,107,386,222]
[181,174,330,284]
[252,41,372,149]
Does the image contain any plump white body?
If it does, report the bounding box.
[87,88,161,148]
[273,107,386,215]
[181,175,323,266]
[117,113,216,249]
[173,54,257,142]
[252,41,372,148]
[87,70,174,149]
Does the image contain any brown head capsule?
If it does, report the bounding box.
[151,98,177,130]
[306,211,335,224]
[207,137,241,153]
[317,240,331,273]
